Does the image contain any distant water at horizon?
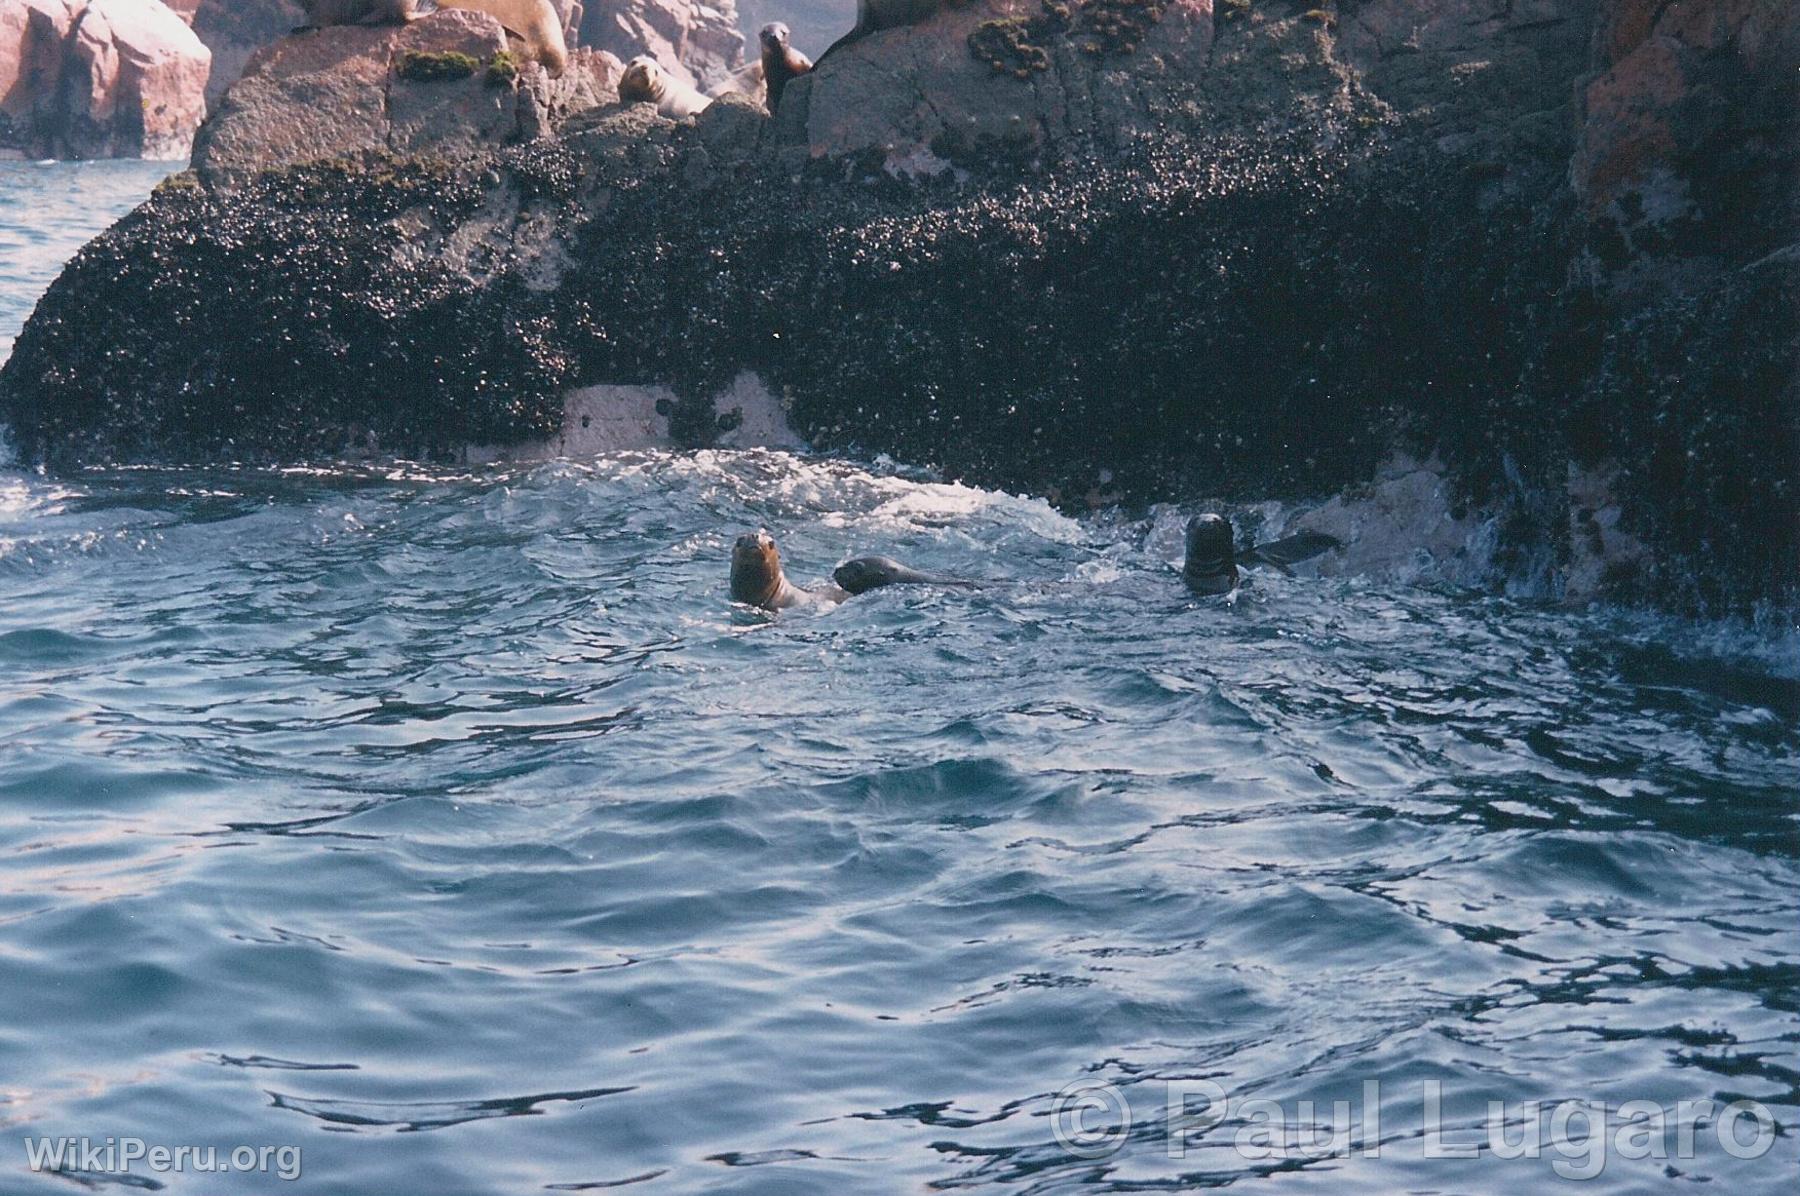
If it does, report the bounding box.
[0,165,1797,1195]
[0,160,176,365]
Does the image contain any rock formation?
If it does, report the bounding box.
[173,0,299,111]
[1,0,211,159]
[575,0,746,93]
[190,6,614,182]
[0,0,1794,614]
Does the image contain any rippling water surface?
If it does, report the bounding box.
[1,165,1797,1196]
[0,162,176,362]
[0,452,1795,1194]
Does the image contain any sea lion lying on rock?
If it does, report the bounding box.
[1183,514,1341,595]
[730,532,980,611]
[296,0,421,27]
[618,56,712,119]
[437,0,567,76]
[758,23,812,114]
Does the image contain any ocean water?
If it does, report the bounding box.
[1,170,1798,1196]
[0,162,178,362]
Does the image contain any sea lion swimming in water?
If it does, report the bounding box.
[759,23,812,114]
[1183,514,1341,595]
[731,531,825,610]
[832,556,984,596]
[730,532,979,611]
[618,55,712,118]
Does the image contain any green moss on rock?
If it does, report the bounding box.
[394,50,481,83]
[486,50,520,86]
[968,0,1168,75]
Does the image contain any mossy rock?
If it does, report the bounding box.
[394,51,481,83]
[486,51,520,86]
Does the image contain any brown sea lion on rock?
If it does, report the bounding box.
[436,0,569,76]
[296,0,421,28]
[1183,514,1341,596]
[618,56,712,118]
[759,23,812,114]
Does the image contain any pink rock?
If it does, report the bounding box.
[1,0,209,158]
[192,8,612,182]
[577,0,745,92]
[62,0,211,158]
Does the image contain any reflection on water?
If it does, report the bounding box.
[0,451,1793,1193]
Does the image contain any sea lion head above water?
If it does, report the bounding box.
[730,531,792,609]
[1183,514,1239,595]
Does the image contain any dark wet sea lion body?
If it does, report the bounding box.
[832,555,980,596]
[1183,514,1240,595]
[1183,515,1341,594]
[759,23,813,113]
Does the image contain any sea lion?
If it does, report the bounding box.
[759,23,812,114]
[1183,514,1341,595]
[436,0,568,76]
[618,56,712,119]
[731,531,836,610]
[817,0,945,65]
[731,532,980,611]
[296,0,421,28]
[832,555,983,596]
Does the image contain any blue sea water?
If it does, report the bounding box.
[0,161,178,363]
[1,165,1798,1195]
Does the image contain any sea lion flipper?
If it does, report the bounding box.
[1243,532,1341,570]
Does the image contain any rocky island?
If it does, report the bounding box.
[0,0,1795,615]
